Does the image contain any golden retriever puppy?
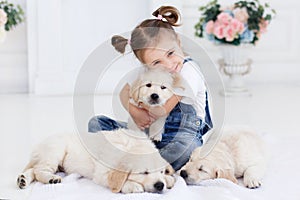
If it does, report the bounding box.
[17,129,175,193]
[129,69,183,141]
[180,129,267,189]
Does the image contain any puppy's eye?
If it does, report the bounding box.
[198,165,203,171]
[146,83,152,87]
[161,85,166,89]
[144,171,149,175]
[165,169,170,174]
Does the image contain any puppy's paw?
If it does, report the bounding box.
[48,175,62,184]
[244,177,262,189]
[165,175,176,189]
[17,174,27,189]
[151,134,162,142]
[121,181,144,193]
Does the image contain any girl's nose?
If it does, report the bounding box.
[163,59,174,69]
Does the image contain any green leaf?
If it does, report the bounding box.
[0,1,24,31]
[265,14,271,21]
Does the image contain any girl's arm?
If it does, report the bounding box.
[119,83,131,111]
[119,84,153,129]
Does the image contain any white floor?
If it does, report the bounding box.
[1,83,300,199]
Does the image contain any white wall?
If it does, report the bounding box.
[27,0,152,94]
[0,0,27,93]
[25,0,300,95]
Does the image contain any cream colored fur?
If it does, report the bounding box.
[129,69,183,141]
[17,129,175,193]
[180,128,267,189]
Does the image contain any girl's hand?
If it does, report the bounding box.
[148,105,167,118]
[129,104,155,130]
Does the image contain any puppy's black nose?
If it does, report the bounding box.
[154,181,164,191]
[180,170,188,179]
[151,93,159,100]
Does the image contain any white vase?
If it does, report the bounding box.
[218,44,253,96]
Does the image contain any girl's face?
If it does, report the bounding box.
[142,34,184,73]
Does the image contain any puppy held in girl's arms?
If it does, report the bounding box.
[128,68,184,141]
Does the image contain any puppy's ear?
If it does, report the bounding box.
[165,164,175,176]
[130,79,142,103]
[172,73,184,90]
[190,147,202,161]
[215,169,238,184]
[107,170,129,193]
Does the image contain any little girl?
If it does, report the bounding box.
[88,6,213,171]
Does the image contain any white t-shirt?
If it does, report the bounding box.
[124,58,207,120]
[175,58,207,120]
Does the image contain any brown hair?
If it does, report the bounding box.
[111,6,181,63]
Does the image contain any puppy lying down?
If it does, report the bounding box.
[180,129,267,189]
[129,69,183,141]
[17,129,175,193]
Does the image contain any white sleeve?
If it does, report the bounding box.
[174,61,206,104]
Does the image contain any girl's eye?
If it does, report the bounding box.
[167,51,174,57]
[161,85,166,89]
[153,61,160,66]
[146,83,152,87]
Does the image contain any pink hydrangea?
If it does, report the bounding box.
[233,7,249,23]
[205,20,214,34]
[217,12,231,26]
[213,24,225,39]
[259,19,269,34]
[211,12,245,42]
[0,9,7,27]
[231,18,245,34]
[224,26,235,41]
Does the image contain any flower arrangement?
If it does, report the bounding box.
[0,1,24,42]
[195,0,276,45]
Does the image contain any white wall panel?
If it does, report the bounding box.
[0,0,27,93]
[28,0,151,94]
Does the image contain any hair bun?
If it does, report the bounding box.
[152,6,181,26]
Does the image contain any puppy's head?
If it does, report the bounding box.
[124,146,175,193]
[108,162,175,193]
[125,163,175,193]
[107,130,176,193]
[130,69,183,106]
[179,146,238,185]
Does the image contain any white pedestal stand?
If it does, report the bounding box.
[219,58,252,97]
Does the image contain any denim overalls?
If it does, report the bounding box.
[88,59,213,171]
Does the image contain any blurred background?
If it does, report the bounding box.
[0,0,299,95]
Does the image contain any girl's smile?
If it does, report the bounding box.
[142,35,185,73]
